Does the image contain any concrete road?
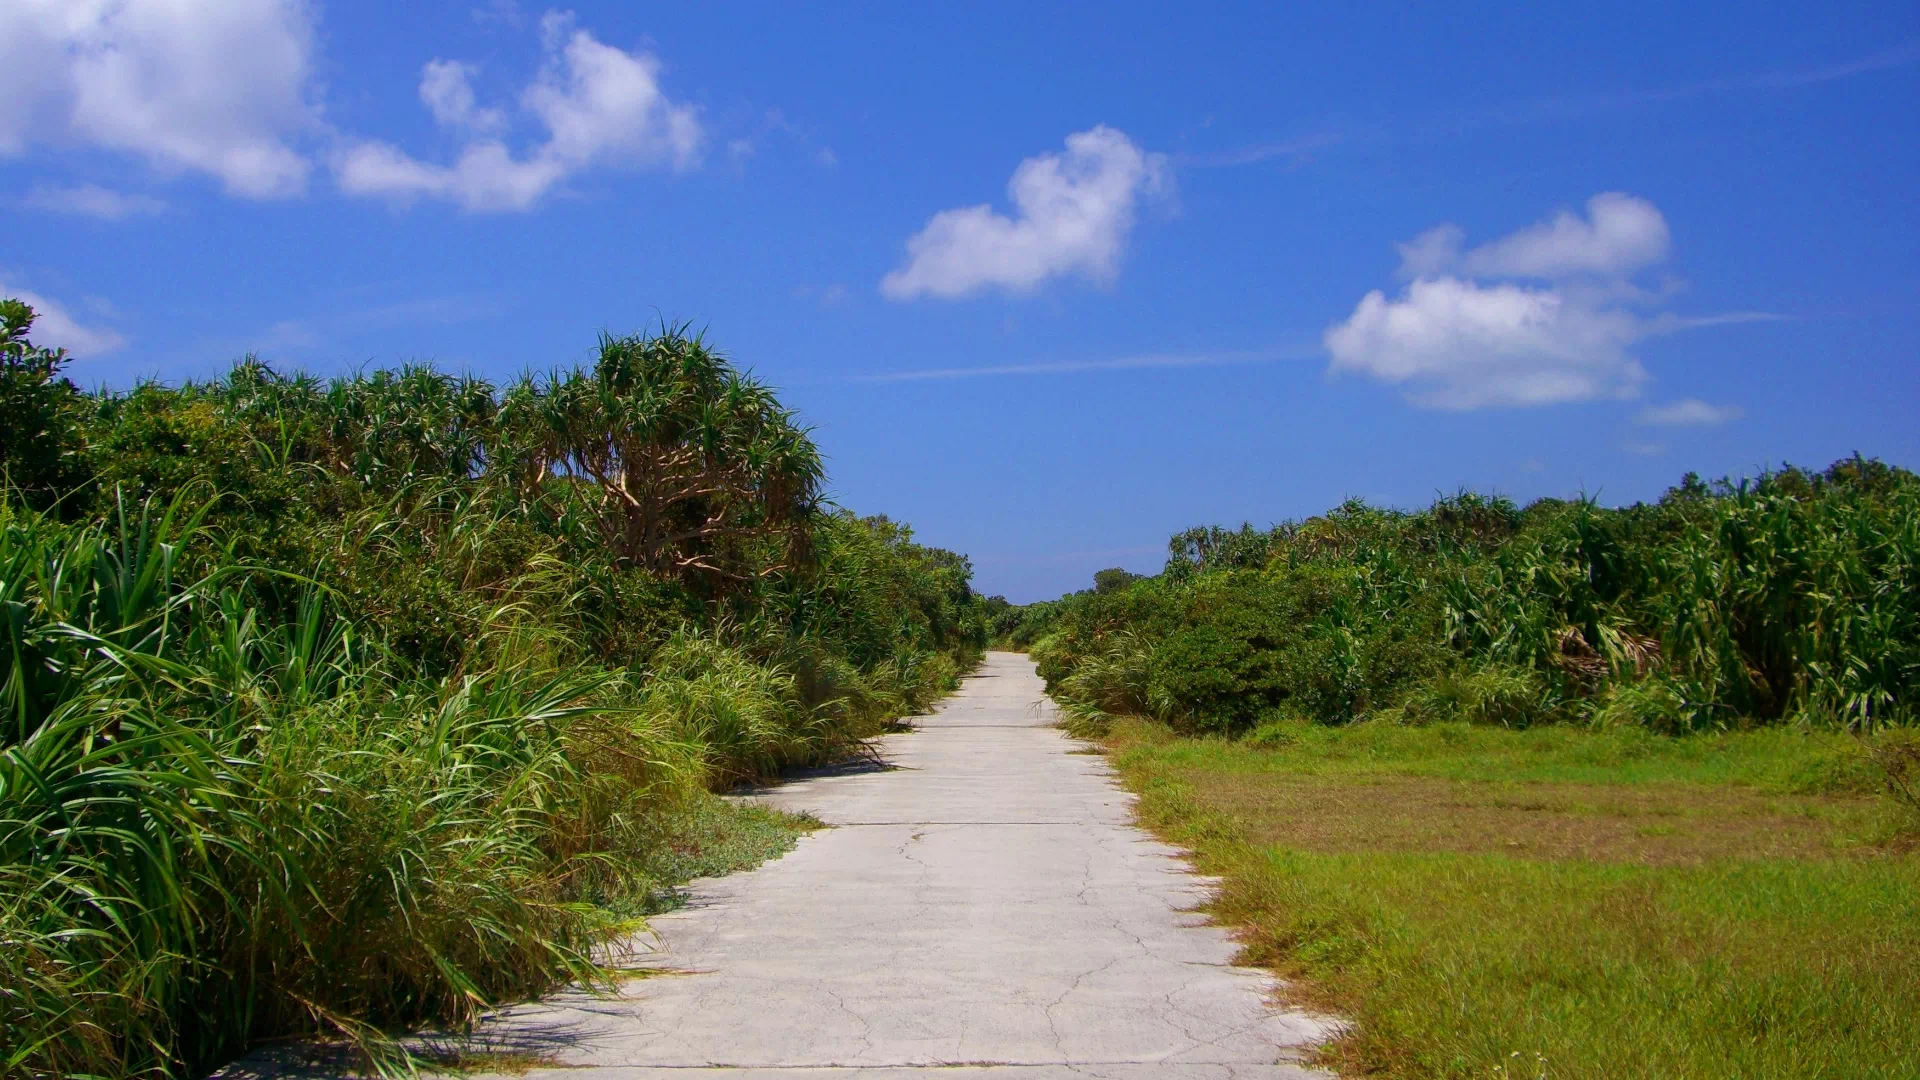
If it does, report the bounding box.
[448,652,1332,1079]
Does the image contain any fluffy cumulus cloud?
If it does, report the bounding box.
[1327,193,1720,409]
[0,0,318,198]
[2,283,127,357]
[1325,277,1649,409]
[881,126,1170,300]
[335,12,702,212]
[1397,193,1671,280]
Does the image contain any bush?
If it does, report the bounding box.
[1401,664,1557,728]
[1020,457,1920,738]
[0,310,994,1079]
[0,299,90,511]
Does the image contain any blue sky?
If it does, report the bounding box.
[5,2,1916,601]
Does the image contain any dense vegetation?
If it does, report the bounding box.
[1014,454,1919,1078]
[1017,458,1919,738]
[0,300,987,1079]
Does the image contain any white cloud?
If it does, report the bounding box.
[1636,398,1744,427]
[2,283,127,357]
[881,126,1170,300]
[1463,193,1669,279]
[0,0,318,198]
[337,12,702,212]
[1325,277,1649,408]
[18,182,167,219]
[1397,194,1670,280]
[1173,131,1344,169]
[791,282,853,309]
[1395,224,1465,278]
[419,60,506,135]
[1327,193,1767,409]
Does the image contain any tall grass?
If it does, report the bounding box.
[1,491,978,1079]
[0,498,677,1075]
[0,312,990,1078]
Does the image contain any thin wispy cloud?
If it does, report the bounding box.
[1637,398,1745,427]
[1440,38,1920,132]
[851,344,1320,383]
[1178,40,1917,170]
[16,183,167,220]
[1172,132,1344,169]
[0,281,127,358]
[1645,311,1789,332]
[721,108,838,173]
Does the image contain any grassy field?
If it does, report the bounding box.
[1096,716,1920,1080]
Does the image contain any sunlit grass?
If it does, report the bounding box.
[629,795,824,914]
[1101,717,1920,1079]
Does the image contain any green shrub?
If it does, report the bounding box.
[0,319,994,1079]
[1402,664,1558,728]
[0,300,91,511]
[1020,457,1920,738]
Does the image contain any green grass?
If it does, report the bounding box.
[629,795,823,914]
[1100,717,1920,1080]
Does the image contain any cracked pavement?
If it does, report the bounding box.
[415,653,1334,1078]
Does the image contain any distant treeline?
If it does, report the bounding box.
[0,299,988,1078]
[1003,455,1918,735]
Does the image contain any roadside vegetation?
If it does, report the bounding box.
[0,300,987,1079]
[1012,457,1920,1079]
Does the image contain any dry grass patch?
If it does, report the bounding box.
[1186,772,1885,865]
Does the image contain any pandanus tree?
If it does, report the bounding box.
[217,359,498,485]
[319,365,498,485]
[501,327,823,586]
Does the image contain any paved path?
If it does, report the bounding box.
[460,652,1331,1079]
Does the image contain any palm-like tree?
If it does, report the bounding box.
[501,327,823,586]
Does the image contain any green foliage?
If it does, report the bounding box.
[1028,458,1920,736]
[0,311,988,1079]
[1398,663,1560,729]
[0,299,90,511]
[501,328,823,588]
